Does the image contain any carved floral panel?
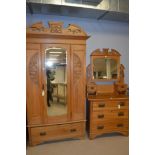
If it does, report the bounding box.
[29,52,39,85]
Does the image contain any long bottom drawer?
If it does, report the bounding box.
[29,122,85,146]
[89,119,128,139]
[90,119,128,134]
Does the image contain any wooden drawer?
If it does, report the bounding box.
[92,100,128,111]
[90,119,128,133]
[30,122,85,145]
[91,109,128,121]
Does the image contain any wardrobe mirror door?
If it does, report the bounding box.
[45,48,67,116]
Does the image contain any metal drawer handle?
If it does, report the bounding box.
[117,124,124,127]
[98,114,104,118]
[40,131,46,136]
[97,126,104,130]
[118,112,124,116]
[70,129,76,132]
[98,103,105,108]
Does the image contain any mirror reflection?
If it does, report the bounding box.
[93,58,118,80]
[109,59,118,79]
[93,58,107,79]
[45,48,67,116]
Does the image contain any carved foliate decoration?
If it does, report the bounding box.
[91,48,121,56]
[66,24,87,36]
[110,49,121,56]
[86,64,97,95]
[114,64,127,95]
[48,21,63,33]
[68,28,81,34]
[67,24,81,34]
[27,21,88,36]
[114,83,128,95]
[119,64,125,84]
[29,22,44,31]
[86,64,92,82]
[29,53,39,85]
[87,81,97,95]
[73,53,82,83]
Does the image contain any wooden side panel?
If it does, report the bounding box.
[26,43,43,125]
[71,45,86,120]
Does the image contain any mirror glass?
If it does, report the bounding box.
[109,59,118,79]
[93,58,107,79]
[45,48,67,116]
[93,58,118,80]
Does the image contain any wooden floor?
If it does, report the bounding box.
[26,133,129,155]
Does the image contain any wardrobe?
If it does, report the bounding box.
[26,21,89,146]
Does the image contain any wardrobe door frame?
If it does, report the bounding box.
[26,43,43,125]
[70,44,86,121]
[41,43,71,124]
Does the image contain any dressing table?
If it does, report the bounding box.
[86,48,129,139]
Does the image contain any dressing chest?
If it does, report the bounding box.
[86,48,129,139]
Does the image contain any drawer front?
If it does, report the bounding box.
[91,109,128,121]
[91,119,128,133]
[30,122,85,144]
[92,100,128,111]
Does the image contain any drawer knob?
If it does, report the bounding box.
[117,124,124,127]
[70,129,76,132]
[119,102,125,106]
[97,126,104,130]
[98,114,104,118]
[118,112,124,116]
[40,132,46,136]
[98,103,105,108]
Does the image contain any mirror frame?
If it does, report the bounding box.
[90,48,121,81]
[44,47,68,117]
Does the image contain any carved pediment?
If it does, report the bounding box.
[65,24,87,36]
[29,22,44,31]
[48,21,63,33]
[27,21,88,36]
[91,48,121,56]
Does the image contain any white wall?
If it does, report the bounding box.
[26,14,129,84]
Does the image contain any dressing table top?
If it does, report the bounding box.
[88,93,128,101]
